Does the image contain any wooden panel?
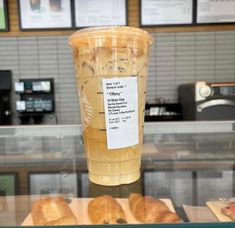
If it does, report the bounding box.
[1,0,235,36]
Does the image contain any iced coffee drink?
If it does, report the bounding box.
[30,0,41,12]
[49,0,62,12]
[69,26,153,186]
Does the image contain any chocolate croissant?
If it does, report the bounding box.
[88,195,127,224]
[222,202,235,221]
[129,193,180,223]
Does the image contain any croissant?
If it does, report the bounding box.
[88,195,127,224]
[129,193,180,223]
[31,196,77,225]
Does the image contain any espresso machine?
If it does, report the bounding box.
[0,70,12,125]
[178,81,235,120]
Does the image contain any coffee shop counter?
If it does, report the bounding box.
[0,121,234,227]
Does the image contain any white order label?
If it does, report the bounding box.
[102,77,139,149]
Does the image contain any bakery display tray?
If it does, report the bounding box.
[183,205,217,222]
[21,197,176,225]
[206,201,233,222]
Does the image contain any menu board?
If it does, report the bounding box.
[140,0,193,26]
[197,0,235,23]
[0,0,8,31]
[74,0,127,27]
[18,0,72,30]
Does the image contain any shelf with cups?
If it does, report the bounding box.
[14,78,55,124]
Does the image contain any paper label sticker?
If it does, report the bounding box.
[102,77,139,149]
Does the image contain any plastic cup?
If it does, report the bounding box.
[49,0,62,12]
[69,26,153,186]
[30,0,41,12]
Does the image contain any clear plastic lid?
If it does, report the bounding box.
[69,26,153,47]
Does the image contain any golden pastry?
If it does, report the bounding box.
[31,196,77,225]
[129,193,180,223]
[88,195,127,224]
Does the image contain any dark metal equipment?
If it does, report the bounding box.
[0,70,12,125]
[178,81,235,120]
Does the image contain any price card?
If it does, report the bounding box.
[16,101,26,111]
[150,107,160,116]
[43,100,52,111]
[102,77,139,149]
[32,82,42,92]
[41,81,51,92]
[15,82,24,93]
[34,99,43,112]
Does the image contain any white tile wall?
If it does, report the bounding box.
[0,30,235,125]
[0,36,80,125]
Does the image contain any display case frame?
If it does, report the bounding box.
[0,121,234,227]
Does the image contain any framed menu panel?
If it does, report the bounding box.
[18,0,73,30]
[140,0,193,26]
[0,0,8,31]
[74,0,127,28]
[196,0,235,24]
[0,173,18,195]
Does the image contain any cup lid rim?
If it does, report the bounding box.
[69,26,153,46]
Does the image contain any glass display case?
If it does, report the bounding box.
[0,121,234,227]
